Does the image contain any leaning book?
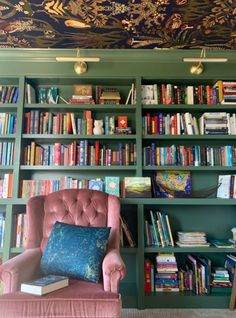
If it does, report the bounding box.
[21,275,69,296]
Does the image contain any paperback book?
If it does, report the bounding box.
[21,275,69,295]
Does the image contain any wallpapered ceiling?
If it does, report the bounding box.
[0,0,235,49]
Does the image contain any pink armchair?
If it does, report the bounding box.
[0,189,126,318]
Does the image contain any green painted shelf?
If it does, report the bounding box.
[0,134,16,139]
[25,104,136,113]
[0,105,18,112]
[0,165,14,171]
[120,198,236,205]
[22,134,137,140]
[20,165,137,171]
[144,293,231,308]
[121,247,137,254]
[142,104,236,111]
[144,246,236,253]
[10,247,24,254]
[143,166,236,171]
[143,135,236,140]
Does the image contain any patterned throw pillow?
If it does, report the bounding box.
[40,222,111,283]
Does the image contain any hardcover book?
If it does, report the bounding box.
[21,275,69,295]
[105,176,120,197]
[88,179,103,191]
[153,170,192,198]
[124,177,152,198]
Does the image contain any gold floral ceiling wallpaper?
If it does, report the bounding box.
[0,0,235,49]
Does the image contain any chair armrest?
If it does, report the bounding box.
[0,248,42,294]
[102,249,126,293]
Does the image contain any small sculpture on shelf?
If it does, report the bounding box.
[93,119,104,135]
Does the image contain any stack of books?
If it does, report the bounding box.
[201,112,229,135]
[69,84,95,104]
[221,81,236,104]
[211,267,231,290]
[176,232,210,247]
[155,253,179,292]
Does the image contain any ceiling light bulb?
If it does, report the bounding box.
[74,61,87,74]
[190,62,204,75]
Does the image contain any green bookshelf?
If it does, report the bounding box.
[0,48,236,308]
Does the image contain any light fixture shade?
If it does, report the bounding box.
[190,62,204,75]
[74,61,87,74]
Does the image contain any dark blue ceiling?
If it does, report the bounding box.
[0,0,235,49]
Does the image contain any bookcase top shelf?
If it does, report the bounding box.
[22,134,137,140]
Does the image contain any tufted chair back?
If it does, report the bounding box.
[26,189,120,252]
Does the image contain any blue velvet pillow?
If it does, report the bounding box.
[40,222,111,283]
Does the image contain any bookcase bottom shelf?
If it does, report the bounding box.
[120,283,138,308]
[144,293,231,308]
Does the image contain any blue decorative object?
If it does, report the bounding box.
[40,222,111,283]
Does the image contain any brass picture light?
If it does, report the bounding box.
[56,49,100,74]
[183,49,228,75]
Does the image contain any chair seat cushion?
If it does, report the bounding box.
[40,222,111,283]
[0,279,121,318]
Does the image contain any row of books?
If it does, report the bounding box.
[217,175,236,199]
[142,112,236,135]
[21,81,236,106]
[145,210,174,247]
[24,111,132,136]
[0,212,5,248]
[16,173,236,200]
[0,86,19,104]
[145,215,236,248]
[21,176,121,199]
[145,253,234,295]
[0,113,17,134]
[20,176,152,199]
[25,84,59,104]
[23,141,136,167]
[0,141,15,166]
[143,144,236,167]
[0,174,13,198]
[141,83,222,105]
